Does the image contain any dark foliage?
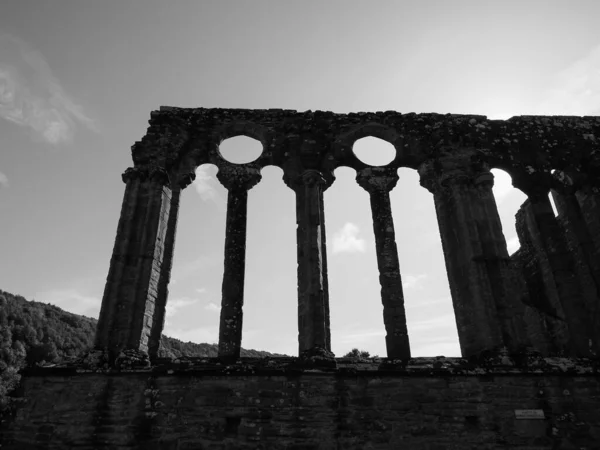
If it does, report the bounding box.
[343,348,374,358]
[0,289,281,411]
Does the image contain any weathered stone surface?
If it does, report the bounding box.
[3,357,600,449]
[516,197,591,356]
[216,166,262,362]
[96,107,600,363]
[356,167,410,359]
[284,170,334,358]
[95,167,172,361]
[419,155,528,357]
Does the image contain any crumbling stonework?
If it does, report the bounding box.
[93,108,600,363]
[5,108,600,449]
[2,357,600,449]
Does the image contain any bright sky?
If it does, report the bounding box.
[1,1,599,357]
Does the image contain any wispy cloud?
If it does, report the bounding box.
[171,255,220,284]
[408,312,457,333]
[193,165,223,206]
[538,44,600,116]
[204,301,220,312]
[0,171,8,188]
[402,274,427,290]
[34,288,100,318]
[332,222,367,254]
[166,296,198,319]
[0,33,97,144]
[338,329,385,344]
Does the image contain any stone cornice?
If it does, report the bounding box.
[22,354,600,377]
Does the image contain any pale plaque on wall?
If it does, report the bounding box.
[514,409,545,419]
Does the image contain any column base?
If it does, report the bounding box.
[114,349,151,370]
[297,346,337,369]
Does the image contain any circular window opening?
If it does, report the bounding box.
[219,136,263,164]
[352,137,396,166]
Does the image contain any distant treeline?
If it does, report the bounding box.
[0,289,281,410]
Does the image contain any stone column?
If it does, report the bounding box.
[147,172,196,361]
[551,184,600,356]
[356,167,410,359]
[513,174,592,356]
[95,166,172,361]
[216,165,262,362]
[419,158,527,357]
[572,181,600,355]
[284,169,333,357]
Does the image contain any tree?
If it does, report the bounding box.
[343,348,371,358]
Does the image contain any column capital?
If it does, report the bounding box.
[418,158,493,193]
[356,167,399,194]
[553,170,600,196]
[510,168,552,200]
[177,172,196,190]
[283,169,334,191]
[122,167,143,184]
[121,166,170,186]
[216,165,262,192]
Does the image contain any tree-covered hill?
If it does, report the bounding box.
[0,288,282,409]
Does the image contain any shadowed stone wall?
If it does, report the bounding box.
[4,108,600,450]
[2,358,600,449]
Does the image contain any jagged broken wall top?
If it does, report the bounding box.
[132,107,600,192]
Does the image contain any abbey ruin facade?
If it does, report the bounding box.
[5,108,600,449]
[94,107,600,363]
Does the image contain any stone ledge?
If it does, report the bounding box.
[22,354,600,377]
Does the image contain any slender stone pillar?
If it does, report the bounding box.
[356,167,410,359]
[317,187,332,351]
[147,172,196,361]
[419,157,527,357]
[216,165,262,362]
[95,166,172,360]
[284,169,333,357]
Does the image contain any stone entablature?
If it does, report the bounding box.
[95,107,600,364]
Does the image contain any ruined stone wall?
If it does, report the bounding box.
[2,358,600,449]
[94,107,600,364]
[5,108,600,449]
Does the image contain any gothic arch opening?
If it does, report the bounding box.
[242,165,297,355]
[392,167,460,356]
[159,163,226,357]
[325,166,382,356]
[219,135,263,164]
